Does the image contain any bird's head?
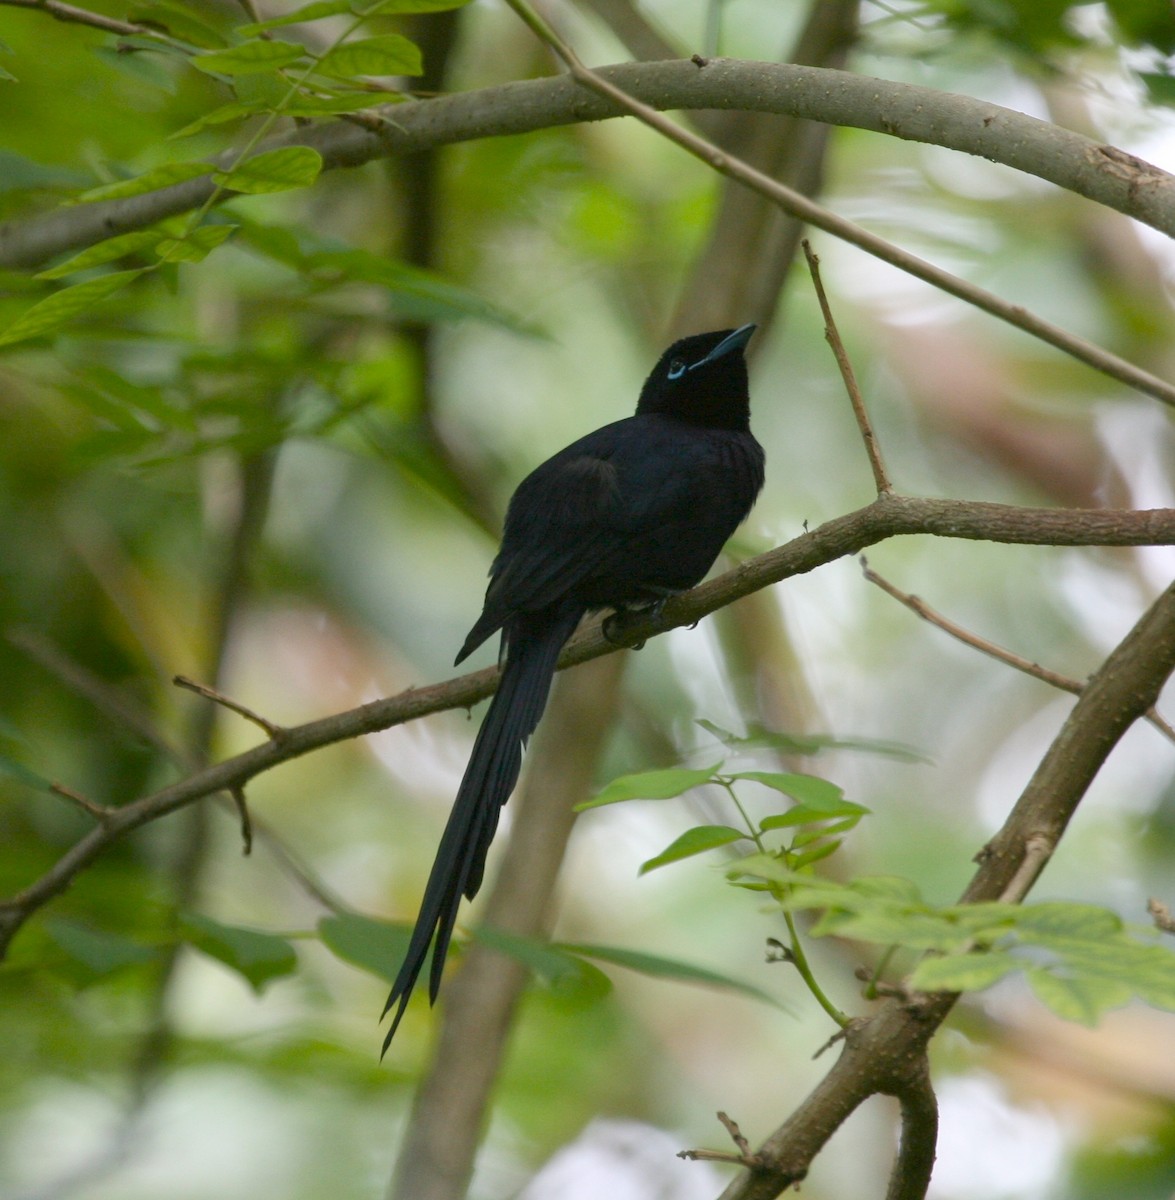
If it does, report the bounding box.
[637,324,756,429]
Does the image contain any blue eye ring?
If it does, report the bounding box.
[667,358,687,380]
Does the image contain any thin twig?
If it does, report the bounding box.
[860,558,1175,744]
[49,782,114,822]
[229,786,253,855]
[803,238,891,494]
[10,626,335,899]
[173,674,287,740]
[0,0,164,38]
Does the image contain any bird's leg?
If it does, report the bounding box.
[601,588,678,649]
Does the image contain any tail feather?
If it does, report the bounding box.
[381,605,583,1055]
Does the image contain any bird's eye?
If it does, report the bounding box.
[667,358,687,380]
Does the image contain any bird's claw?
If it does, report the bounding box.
[602,609,645,649]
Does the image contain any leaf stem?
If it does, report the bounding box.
[722,779,848,1027]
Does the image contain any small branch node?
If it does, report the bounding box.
[997,831,1053,904]
[1148,897,1175,935]
[812,1025,849,1059]
[50,782,115,823]
[766,935,795,964]
[173,675,286,740]
[678,1113,769,1170]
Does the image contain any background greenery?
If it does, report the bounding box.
[2,0,1175,1197]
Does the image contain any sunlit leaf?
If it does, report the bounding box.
[909,950,1022,994]
[576,762,722,810]
[728,771,846,809]
[213,147,323,194]
[316,34,422,78]
[1026,967,1134,1025]
[638,824,747,874]
[759,800,869,830]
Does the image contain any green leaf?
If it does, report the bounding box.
[471,927,611,1001]
[36,230,165,279]
[213,147,323,194]
[0,270,143,348]
[45,919,158,975]
[237,0,353,34]
[154,222,238,262]
[729,771,846,809]
[577,762,722,810]
[1026,967,1134,1025]
[760,800,869,830]
[696,719,932,763]
[1009,902,1123,940]
[559,941,786,1009]
[909,950,1023,993]
[283,92,393,115]
[127,1,228,47]
[789,816,862,843]
[790,838,844,869]
[181,912,298,993]
[193,38,307,75]
[1141,71,1175,106]
[638,825,747,875]
[169,100,266,139]
[318,911,415,983]
[358,0,471,11]
[75,161,212,204]
[316,33,422,78]
[811,906,965,949]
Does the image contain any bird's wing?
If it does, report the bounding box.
[457,420,697,660]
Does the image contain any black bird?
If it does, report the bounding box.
[381,324,764,1053]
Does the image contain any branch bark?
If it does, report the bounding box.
[3,495,1174,957]
[2,59,1171,269]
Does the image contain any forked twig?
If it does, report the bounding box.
[173,675,287,741]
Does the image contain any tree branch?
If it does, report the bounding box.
[1,58,1170,260]
[716,573,1175,1199]
[2,495,1174,957]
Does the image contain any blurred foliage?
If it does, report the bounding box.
[1,0,1175,1198]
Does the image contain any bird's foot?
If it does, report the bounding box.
[602,594,675,650]
[603,608,646,649]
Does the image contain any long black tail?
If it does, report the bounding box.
[381,605,584,1054]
